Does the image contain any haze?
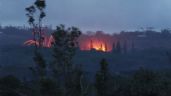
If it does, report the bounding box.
[0,0,171,33]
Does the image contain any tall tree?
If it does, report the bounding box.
[25,2,47,96]
[25,0,47,80]
[25,0,46,48]
[104,43,108,52]
[65,65,90,96]
[95,58,112,96]
[51,24,81,96]
[112,42,116,52]
[116,41,121,54]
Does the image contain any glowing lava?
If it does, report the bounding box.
[24,35,54,48]
[24,32,113,52]
[24,40,39,46]
[89,40,107,52]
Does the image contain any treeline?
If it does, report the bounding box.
[2,22,171,96]
[0,25,52,35]
[1,24,171,96]
[1,59,171,96]
[2,0,171,96]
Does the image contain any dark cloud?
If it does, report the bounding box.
[1,0,171,33]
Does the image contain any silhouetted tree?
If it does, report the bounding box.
[104,43,108,52]
[95,58,112,96]
[73,65,90,96]
[112,42,116,52]
[131,68,160,96]
[33,51,46,79]
[116,41,121,54]
[90,40,93,50]
[161,29,171,35]
[40,78,63,96]
[25,0,46,47]
[123,40,127,54]
[131,41,135,53]
[25,1,47,96]
[25,0,47,80]
[51,24,81,96]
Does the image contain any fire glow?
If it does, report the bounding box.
[90,40,107,52]
[24,32,115,52]
[24,35,54,48]
[81,39,108,52]
[78,32,115,52]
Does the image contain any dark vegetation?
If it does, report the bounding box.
[2,60,171,96]
[1,0,171,96]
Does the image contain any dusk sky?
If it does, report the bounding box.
[1,0,171,33]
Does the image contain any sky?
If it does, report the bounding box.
[1,0,171,33]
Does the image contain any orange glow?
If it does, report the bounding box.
[89,40,107,52]
[24,35,54,48]
[24,33,113,52]
[24,40,39,46]
[78,33,114,52]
